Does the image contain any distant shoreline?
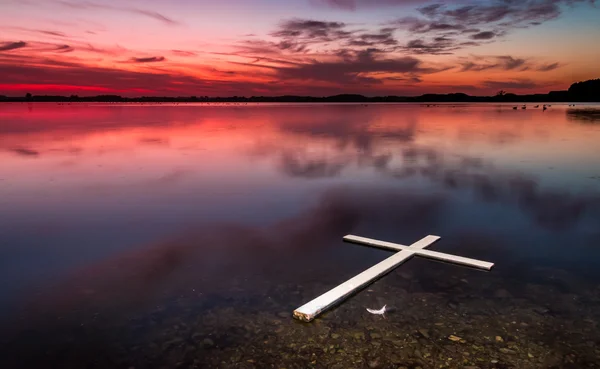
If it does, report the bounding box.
[2,78,598,103]
[1,100,598,105]
[0,92,598,104]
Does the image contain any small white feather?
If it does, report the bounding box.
[366,304,387,315]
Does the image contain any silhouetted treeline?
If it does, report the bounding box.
[1,78,598,103]
[568,79,600,102]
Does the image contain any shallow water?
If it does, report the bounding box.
[1,102,600,368]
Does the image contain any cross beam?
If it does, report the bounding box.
[343,235,494,270]
[293,234,494,322]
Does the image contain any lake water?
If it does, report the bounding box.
[1,103,599,368]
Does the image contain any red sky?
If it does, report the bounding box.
[1,0,599,96]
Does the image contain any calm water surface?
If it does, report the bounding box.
[1,103,600,368]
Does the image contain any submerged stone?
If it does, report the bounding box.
[448,335,462,342]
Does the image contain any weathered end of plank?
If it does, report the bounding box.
[343,234,493,271]
[292,235,440,322]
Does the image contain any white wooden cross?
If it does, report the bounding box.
[293,234,494,322]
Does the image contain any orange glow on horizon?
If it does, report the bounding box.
[0,0,599,96]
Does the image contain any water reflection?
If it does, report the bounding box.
[8,147,40,157]
[566,107,600,123]
[1,103,600,368]
[248,106,600,231]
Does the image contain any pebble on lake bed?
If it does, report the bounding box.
[448,335,463,342]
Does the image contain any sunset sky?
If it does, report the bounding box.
[1,0,599,96]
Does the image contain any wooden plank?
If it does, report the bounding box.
[342,234,413,251]
[343,234,494,271]
[406,248,494,270]
[292,235,440,322]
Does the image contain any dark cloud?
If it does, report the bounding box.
[245,55,302,67]
[0,55,364,96]
[171,50,197,57]
[426,1,575,26]
[274,49,431,85]
[536,62,561,72]
[1,39,80,54]
[133,9,179,25]
[496,55,527,70]
[37,30,67,37]
[482,79,541,90]
[419,3,443,17]
[232,40,283,56]
[0,57,195,93]
[391,0,595,54]
[460,61,497,72]
[54,44,74,53]
[56,1,180,26]
[392,18,475,54]
[312,0,437,10]
[128,56,166,63]
[268,19,401,53]
[470,31,496,40]
[0,53,83,68]
[275,40,308,53]
[346,29,398,47]
[29,42,76,53]
[233,23,443,86]
[397,17,467,33]
[0,41,27,52]
[403,38,461,54]
[271,19,347,41]
[459,55,558,73]
[80,43,122,56]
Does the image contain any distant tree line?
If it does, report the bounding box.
[568,78,600,102]
[2,78,599,103]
